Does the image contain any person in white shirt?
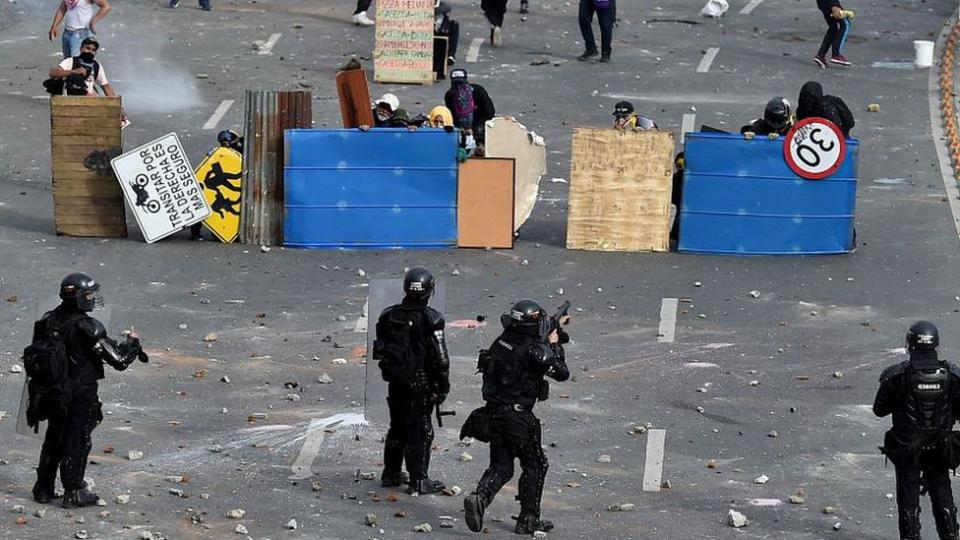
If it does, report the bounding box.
[48,0,111,59]
[48,37,116,98]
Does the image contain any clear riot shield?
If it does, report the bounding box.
[364,279,446,427]
[16,297,112,437]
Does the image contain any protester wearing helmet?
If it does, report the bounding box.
[740,97,794,137]
[372,268,450,495]
[875,321,960,540]
[26,274,147,510]
[360,93,416,130]
[613,101,658,131]
[463,299,572,535]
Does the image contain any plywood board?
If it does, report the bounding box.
[566,127,675,252]
[373,0,434,84]
[335,68,374,128]
[457,158,515,249]
[50,96,126,238]
[483,117,547,232]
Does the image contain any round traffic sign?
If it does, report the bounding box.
[783,117,846,180]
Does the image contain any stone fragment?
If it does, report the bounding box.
[596,454,612,463]
[114,494,130,505]
[414,522,433,533]
[754,474,769,485]
[286,518,298,530]
[226,509,246,519]
[727,509,749,528]
[127,450,144,461]
[317,373,334,384]
[459,452,473,462]
[234,524,248,534]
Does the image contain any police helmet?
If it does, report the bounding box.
[59,272,103,312]
[906,320,939,352]
[403,267,435,299]
[501,299,544,329]
[217,129,241,147]
[613,101,635,118]
[763,97,791,131]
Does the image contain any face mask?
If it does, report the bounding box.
[377,110,391,122]
[79,52,95,63]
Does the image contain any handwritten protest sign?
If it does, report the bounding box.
[374,0,435,84]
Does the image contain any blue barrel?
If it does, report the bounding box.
[678,132,858,255]
[283,128,459,249]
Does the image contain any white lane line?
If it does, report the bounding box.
[354,299,369,333]
[466,37,484,63]
[289,413,367,480]
[202,99,235,130]
[739,0,765,15]
[258,32,282,56]
[642,429,667,492]
[681,113,696,144]
[928,23,960,240]
[697,47,720,73]
[657,298,679,343]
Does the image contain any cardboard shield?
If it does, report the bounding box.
[364,279,446,425]
[196,147,243,243]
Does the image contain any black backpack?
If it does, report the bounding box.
[42,57,100,95]
[373,308,427,387]
[23,315,83,428]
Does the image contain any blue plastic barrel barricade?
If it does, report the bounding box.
[678,132,858,255]
[283,129,459,249]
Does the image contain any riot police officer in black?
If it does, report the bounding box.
[28,273,147,508]
[372,267,451,495]
[464,299,570,535]
[875,321,960,540]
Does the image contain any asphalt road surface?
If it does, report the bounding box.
[2,0,960,538]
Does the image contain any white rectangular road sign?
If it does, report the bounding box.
[110,133,211,243]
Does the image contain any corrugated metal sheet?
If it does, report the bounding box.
[283,128,459,249]
[678,132,858,255]
[240,90,312,246]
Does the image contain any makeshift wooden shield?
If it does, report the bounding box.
[336,68,374,128]
[196,147,243,243]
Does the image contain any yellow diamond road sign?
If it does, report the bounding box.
[195,147,243,243]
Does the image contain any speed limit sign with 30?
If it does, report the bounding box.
[783,117,846,180]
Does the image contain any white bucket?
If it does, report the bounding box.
[914,40,935,68]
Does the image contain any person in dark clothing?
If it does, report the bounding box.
[814,0,852,68]
[797,81,855,138]
[740,97,793,137]
[875,321,960,540]
[372,267,451,495]
[352,0,374,26]
[435,1,459,65]
[28,273,147,508]
[444,69,496,149]
[578,0,616,63]
[481,0,507,46]
[463,299,571,535]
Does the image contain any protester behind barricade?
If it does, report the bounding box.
[444,69,495,154]
[49,0,110,59]
[797,81,855,138]
[612,101,657,131]
[740,97,793,138]
[578,0,616,63]
[435,2,460,66]
[360,94,417,131]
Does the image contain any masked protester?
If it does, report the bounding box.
[24,273,147,508]
[444,69,495,151]
[613,101,658,131]
[875,321,960,540]
[740,97,794,137]
[372,268,450,495]
[47,36,116,97]
[463,299,571,535]
[797,81,855,138]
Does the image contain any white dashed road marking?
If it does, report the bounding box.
[466,38,484,63]
[681,114,696,144]
[657,298,679,343]
[697,47,720,73]
[258,33,282,56]
[642,429,667,492]
[740,0,766,15]
[202,99,234,130]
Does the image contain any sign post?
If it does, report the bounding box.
[783,117,846,180]
[373,0,435,84]
[110,133,211,243]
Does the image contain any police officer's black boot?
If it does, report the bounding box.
[899,507,923,540]
[407,477,445,495]
[464,491,490,532]
[381,437,408,488]
[405,437,445,494]
[935,505,960,540]
[32,453,60,504]
[514,513,554,534]
[60,457,99,508]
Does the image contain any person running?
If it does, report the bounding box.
[814,0,852,68]
[353,0,375,26]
